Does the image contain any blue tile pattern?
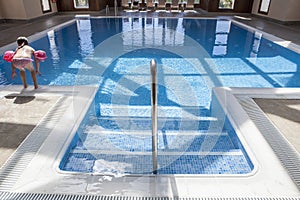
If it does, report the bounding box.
[60,113,254,174]
[53,18,287,175]
[62,153,252,174]
[73,134,237,152]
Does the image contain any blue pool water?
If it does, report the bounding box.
[1,18,300,175]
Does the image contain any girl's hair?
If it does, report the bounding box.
[16,36,29,46]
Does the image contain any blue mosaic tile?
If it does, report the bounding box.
[73,132,238,153]
[60,114,254,175]
[60,153,253,174]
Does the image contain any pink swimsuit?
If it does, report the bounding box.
[12,58,33,69]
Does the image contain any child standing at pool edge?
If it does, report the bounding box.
[11,36,41,89]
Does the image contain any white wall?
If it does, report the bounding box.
[24,0,58,19]
[252,0,300,22]
[0,1,27,20]
[0,0,57,20]
[284,0,300,21]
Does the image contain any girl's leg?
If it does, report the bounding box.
[20,70,28,88]
[30,70,38,89]
[25,63,38,89]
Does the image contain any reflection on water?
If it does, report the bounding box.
[122,18,185,47]
[76,19,94,57]
[47,30,60,64]
[212,20,231,56]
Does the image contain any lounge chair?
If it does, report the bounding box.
[157,0,166,10]
[122,0,130,8]
[147,0,155,11]
[177,0,184,11]
[132,0,140,9]
[186,0,194,10]
[180,0,186,11]
[165,0,172,11]
[171,0,179,11]
[139,0,147,10]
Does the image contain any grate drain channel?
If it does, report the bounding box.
[0,192,300,200]
[238,97,300,189]
[0,96,69,191]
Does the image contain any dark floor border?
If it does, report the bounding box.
[1,12,58,24]
[252,14,300,25]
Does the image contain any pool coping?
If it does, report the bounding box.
[220,87,300,189]
[212,88,300,196]
[0,85,98,191]
[0,86,299,197]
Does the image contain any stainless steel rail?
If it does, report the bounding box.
[150,59,158,174]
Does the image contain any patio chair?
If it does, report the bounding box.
[186,0,194,10]
[121,0,130,8]
[147,0,155,11]
[157,0,166,10]
[165,0,172,11]
[171,0,180,11]
[180,0,186,11]
[139,0,147,10]
[132,0,140,9]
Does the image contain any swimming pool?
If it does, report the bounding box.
[1,18,299,88]
[1,17,300,175]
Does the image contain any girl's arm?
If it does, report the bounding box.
[31,47,42,75]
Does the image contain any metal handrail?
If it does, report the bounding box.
[150,59,158,174]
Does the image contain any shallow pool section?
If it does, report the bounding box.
[59,96,254,175]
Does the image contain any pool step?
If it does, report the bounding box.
[97,104,211,119]
[70,149,244,156]
[73,133,237,153]
[97,115,217,121]
[84,129,228,136]
[61,106,252,174]
[91,104,226,132]
[93,116,222,131]
[61,150,253,174]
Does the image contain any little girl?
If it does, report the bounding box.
[11,36,41,89]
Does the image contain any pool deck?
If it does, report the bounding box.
[0,8,300,197]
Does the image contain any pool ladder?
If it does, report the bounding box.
[150,59,158,174]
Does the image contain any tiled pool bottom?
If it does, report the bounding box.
[59,117,254,175]
[62,153,252,174]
